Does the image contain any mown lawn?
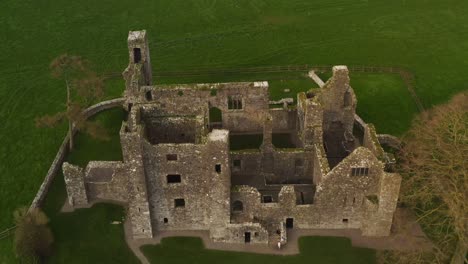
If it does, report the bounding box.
[350,73,416,136]
[141,236,375,264]
[2,108,376,263]
[2,0,468,262]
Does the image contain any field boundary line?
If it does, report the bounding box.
[0,226,17,240]
[104,64,424,112]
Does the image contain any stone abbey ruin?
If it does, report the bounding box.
[62,30,401,245]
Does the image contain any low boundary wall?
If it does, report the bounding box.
[29,98,125,210]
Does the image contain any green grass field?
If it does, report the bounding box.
[1,0,468,262]
[1,109,376,263]
[141,236,375,264]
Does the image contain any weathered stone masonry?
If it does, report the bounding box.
[62,30,401,245]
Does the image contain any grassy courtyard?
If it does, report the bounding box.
[1,0,468,262]
[141,236,375,264]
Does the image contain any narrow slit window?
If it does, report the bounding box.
[167,174,181,183]
[145,90,152,101]
[167,154,178,161]
[344,90,352,107]
[133,48,142,63]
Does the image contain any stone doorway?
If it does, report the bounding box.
[244,232,251,243]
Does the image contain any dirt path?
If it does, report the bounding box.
[124,208,431,263]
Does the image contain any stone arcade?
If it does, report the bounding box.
[62,30,401,245]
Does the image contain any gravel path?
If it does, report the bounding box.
[123,208,431,264]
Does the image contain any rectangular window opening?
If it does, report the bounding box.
[228,96,243,110]
[133,48,142,63]
[145,90,152,101]
[167,154,178,161]
[351,167,369,176]
[163,218,168,224]
[244,232,251,243]
[167,174,181,183]
[174,198,185,208]
[215,164,221,173]
[233,159,241,168]
[263,195,273,203]
[342,218,349,223]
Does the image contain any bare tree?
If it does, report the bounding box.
[14,207,54,263]
[386,92,467,264]
[35,54,108,150]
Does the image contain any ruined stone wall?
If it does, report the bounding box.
[320,66,357,133]
[126,30,152,87]
[362,123,385,159]
[312,144,330,185]
[206,130,231,228]
[377,134,402,150]
[313,147,383,229]
[60,30,402,243]
[32,98,125,210]
[142,86,210,116]
[141,114,205,145]
[211,222,269,244]
[269,108,297,131]
[120,124,154,239]
[268,149,313,184]
[138,82,269,133]
[361,172,401,236]
[145,116,199,143]
[230,150,262,179]
[231,185,319,230]
[63,163,88,207]
[83,161,129,204]
[143,130,230,232]
[297,92,324,148]
[230,148,314,185]
[215,82,269,133]
[227,147,396,235]
[62,161,130,206]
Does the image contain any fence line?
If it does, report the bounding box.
[104,64,424,111]
[0,226,17,240]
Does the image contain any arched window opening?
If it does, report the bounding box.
[344,90,351,107]
[233,200,243,212]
